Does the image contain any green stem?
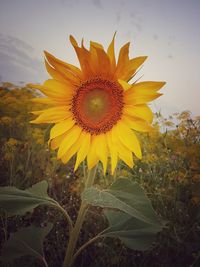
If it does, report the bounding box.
[73,233,104,262]
[42,256,49,267]
[56,204,73,234]
[62,166,97,267]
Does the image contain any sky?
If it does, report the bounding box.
[0,0,200,117]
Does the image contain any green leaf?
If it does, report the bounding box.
[0,224,53,264]
[82,178,165,250]
[0,181,57,216]
[82,178,161,225]
[103,210,162,250]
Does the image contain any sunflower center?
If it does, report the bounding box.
[72,78,124,134]
[83,88,110,122]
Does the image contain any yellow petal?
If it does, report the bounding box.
[89,42,98,72]
[124,81,165,104]
[120,56,147,81]
[70,35,78,46]
[57,125,82,159]
[106,131,118,175]
[44,50,82,78]
[110,124,119,145]
[70,35,94,79]
[115,121,142,159]
[31,97,56,105]
[43,79,74,100]
[61,131,85,164]
[94,134,108,174]
[118,79,132,91]
[117,140,134,168]
[123,104,153,123]
[31,110,44,115]
[87,136,99,170]
[31,106,72,124]
[115,42,130,78]
[90,42,111,77]
[50,132,67,150]
[107,32,116,72]
[124,92,162,105]
[74,132,91,171]
[50,117,75,140]
[45,59,67,83]
[44,51,81,85]
[127,81,166,93]
[90,41,104,50]
[122,114,153,132]
[29,80,74,102]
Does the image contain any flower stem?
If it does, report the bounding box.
[73,233,104,262]
[62,166,97,267]
[56,203,73,234]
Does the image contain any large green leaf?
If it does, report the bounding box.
[82,178,165,250]
[102,210,162,250]
[0,224,53,264]
[82,178,161,225]
[0,181,57,216]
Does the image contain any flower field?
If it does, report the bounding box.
[0,82,199,267]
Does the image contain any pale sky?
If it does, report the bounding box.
[0,0,200,117]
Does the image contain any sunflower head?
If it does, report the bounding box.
[29,35,165,174]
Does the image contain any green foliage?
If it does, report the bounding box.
[82,178,162,225]
[103,211,162,251]
[82,178,164,250]
[0,84,68,189]
[1,224,53,264]
[0,181,57,216]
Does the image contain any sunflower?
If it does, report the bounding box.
[29,35,165,174]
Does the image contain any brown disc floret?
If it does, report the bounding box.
[71,78,124,135]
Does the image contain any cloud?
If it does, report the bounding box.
[91,0,102,9]
[0,34,45,83]
[60,0,79,8]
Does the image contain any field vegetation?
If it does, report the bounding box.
[0,83,199,267]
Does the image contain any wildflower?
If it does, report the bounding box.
[30,35,165,173]
[192,174,200,182]
[6,138,18,147]
[3,138,19,159]
[0,116,12,125]
[31,128,44,145]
